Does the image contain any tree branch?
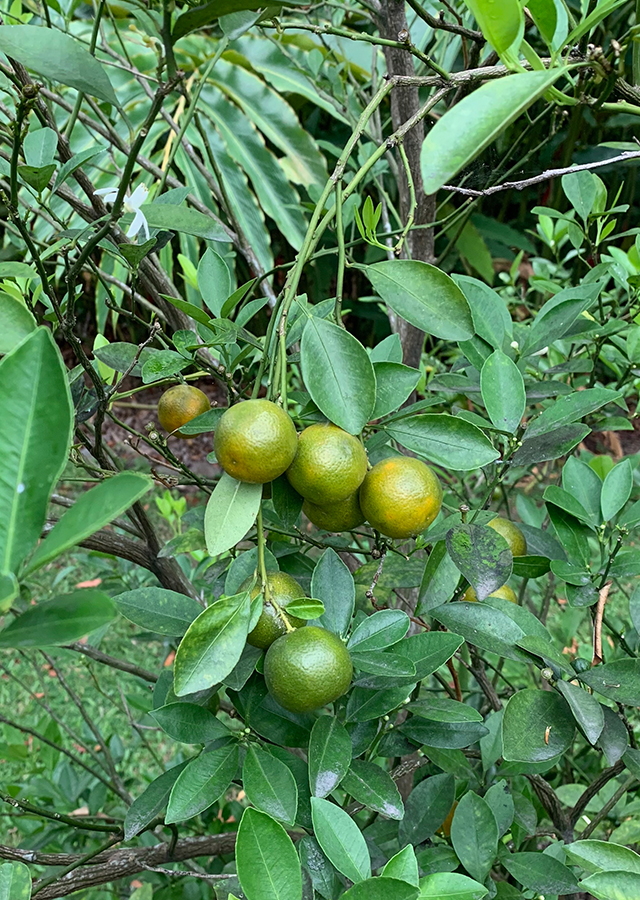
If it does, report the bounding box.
[570,760,625,826]
[63,642,158,684]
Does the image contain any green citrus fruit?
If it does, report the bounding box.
[488,517,527,557]
[264,626,353,713]
[303,492,365,533]
[243,571,306,650]
[463,583,518,603]
[359,456,443,540]
[286,423,368,505]
[214,399,297,484]
[157,384,210,437]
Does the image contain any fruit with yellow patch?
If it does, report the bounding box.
[359,456,442,539]
[214,399,297,484]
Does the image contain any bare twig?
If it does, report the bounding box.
[592,581,612,666]
[64,642,158,683]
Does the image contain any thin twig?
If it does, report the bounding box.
[593,581,612,667]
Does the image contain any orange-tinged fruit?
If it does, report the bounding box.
[214,399,297,484]
[157,384,210,437]
[264,626,353,713]
[303,492,365,533]
[286,423,368,505]
[463,583,518,603]
[488,517,527,557]
[243,571,306,650]
[359,456,442,540]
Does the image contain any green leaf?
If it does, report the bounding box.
[562,456,602,525]
[177,408,225,436]
[579,659,640,707]
[484,781,514,838]
[528,0,567,48]
[365,261,474,341]
[341,760,404,820]
[166,743,239,823]
[417,541,461,614]
[197,247,231,317]
[446,524,512,601]
[373,362,421,419]
[347,610,409,652]
[450,792,499,884]
[313,548,355,637]
[601,459,633,521]
[0,263,37,280]
[243,746,298,826]
[341,878,419,900]
[346,685,414,722]
[546,503,591,567]
[0,26,116,105]
[544,486,594,529]
[403,702,488,750]
[310,797,371,883]
[562,170,597,220]
[565,0,629,46]
[173,592,251,696]
[26,473,151,573]
[114,587,202,636]
[565,840,640,876]
[556,680,604,745]
[173,0,295,39]
[580,871,640,900]
[597,706,629,767]
[502,689,575,762]
[371,333,403,363]
[151,703,230,744]
[141,350,189,384]
[431,600,541,663]
[385,415,499,471]
[418,872,488,900]
[237,808,302,900]
[52,147,105,194]
[463,0,523,54]
[480,350,525,434]
[0,329,73,574]
[23,127,56,167]
[523,283,602,355]
[142,203,229,242]
[398,773,455,846]
[0,295,36,354]
[382,846,420,886]
[397,632,464,681]
[124,763,188,840]
[420,70,566,195]
[18,164,56,193]
[308,716,352,799]
[300,317,376,434]
[527,388,621,438]
[0,590,115,647]
[271,475,303,530]
[351,651,416,681]
[204,474,262,557]
[0,863,31,900]
[513,425,591,466]
[501,852,579,894]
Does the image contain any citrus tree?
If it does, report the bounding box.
[1,1,640,900]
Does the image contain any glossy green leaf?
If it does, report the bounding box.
[501,852,579,894]
[243,746,298,826]
[527,388,621,438]
[601,459,633,521]
[544,486,594,529]
[385,414,499,471]
[0,295,36,353]
[341,878,418,900]
[523,283,601,355]
[502,689,575,762]
[308,716,352,798]
[371,333,403,363]
[432,599,544,663]
[124,763,188,840]
[417,541,461,613]
[271,475,303,530]
[565,840,640,876]
[346,685,414,722]
[173,592,251,696]
[484,781,514,838]
[383,845,420,886]
[166,743,239,823]
[563,170,597,220]
[565,0,629,46]
[142,203,229,241]
[580,871,640,900]
[197,247,231,317]
[528,0,567,48]
[313,548,355,637]
[556,680,604,745]
[311,797,370,883]
[284,597,324,620]
[513,425,591,466]
[546,503,591,567]
[27,473,151,573]
[597,706,629,767]
[151,703,230,744]
[396,632,464,681]
[579,659,640,707]
[562,456,602,525]
[0,329,73,574]
[0,26,116,105]
[0,590,115,647]
[373,362,421,419]
[204,473,262,557]
[480,350,525,433]
[418,872,488,900]
[463,0,523,53]
[237,807,303,900]
[351,651,416,682]
[446,524,513,601]
[398,773,455,846]
[365,260,474,340]
[421,70,566,195]
[114,587,203,635]
[300,317,376,434]
[341,760,404,820]
[347,609,409,652]
[450,792,499,884]
[0,862,31,900]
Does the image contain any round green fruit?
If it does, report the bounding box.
[243,571,306,650]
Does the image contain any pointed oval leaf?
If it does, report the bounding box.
[197,247,231,317]
[480,350,525,434]
[601,459,633,522]
[418,872,488,900]
[341,760,404,820]
[0,590,115,648]
[579,659,640,707]
[556,680,605,745]
[124,762,188,840]
[311,797,371,883]
[385,414,499,471]
[308,716,352,798]
[502,689,575,762]
[166,743,239,823]
[399,773,455,846]
[565,840,640,876]
[237,807,302,900]
[421,69,567,195]
[0,295,36,354]
[142,203,229,241]
[204,474,262,557]
[446,524,513,601]
[114,587,202,636]
[0,862,31,900]
[313,548,355,637]
[501,852,579,894]
[151,703,230,744]
[347,609,410,652]
[463,0,523,53]
[580,870,640,900]
[341,878,419,900]
[300,317,376,434]
[243,746,298,826]
[373,362,421,419]
[382,845,419,886]
[450,791,499,884]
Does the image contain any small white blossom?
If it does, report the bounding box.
[95,183,150,241]
[510,340,519,350]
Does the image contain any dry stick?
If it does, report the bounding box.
[578,775,637,839]
[570,759,626,827]
[64,641,158,683]
[592,580,612,666]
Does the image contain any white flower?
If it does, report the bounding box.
[95,183,150,241]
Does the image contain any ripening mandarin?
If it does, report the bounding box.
[286,423,368,505]
[214,399,297,484]
[359,456,442,539]
[157,384,210,437]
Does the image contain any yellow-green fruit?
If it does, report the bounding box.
[359,456,443,540]
[488,517,527,557]
[243,571,306,650]
[214,399,297,484]
[286,423,368,505]
[303,492,365,533]
[463,584,518,603]
[157,384,210,437]
[264,626,353,713]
